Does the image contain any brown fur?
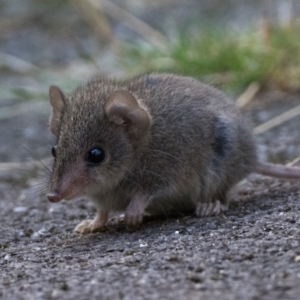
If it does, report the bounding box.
[47,73,257,233]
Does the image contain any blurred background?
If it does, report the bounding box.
[0,0,300,164]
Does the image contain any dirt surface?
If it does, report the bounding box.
[1,89,300,300]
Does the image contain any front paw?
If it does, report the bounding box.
[124,191,148,231]
[124,211,144,231]
[195,200,227,217]
[74,219,106,234]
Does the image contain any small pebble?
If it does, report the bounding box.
[13,206,28,213]
[139,240,148,248]
[31,227,50,240]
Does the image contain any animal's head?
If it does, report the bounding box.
[46,84,151,203]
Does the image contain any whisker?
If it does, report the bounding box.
[5,138,53,176]
[29,179,50,188]
[152,149,184,164]
[0,157,53,176]
[122,174,145,193]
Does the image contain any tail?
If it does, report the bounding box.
[255,162,300,179]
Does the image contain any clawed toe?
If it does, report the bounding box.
[75,219,105,234]
[195,200,227,217]
[124,212,143,231]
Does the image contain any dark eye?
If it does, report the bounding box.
[86,147,105,165]
[51,145,57,157]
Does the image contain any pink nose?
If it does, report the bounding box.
[47,192,61,203]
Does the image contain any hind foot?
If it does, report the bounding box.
[195,200,228,217]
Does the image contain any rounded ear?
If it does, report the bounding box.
[49,85,67,136]
[104,90,150,139]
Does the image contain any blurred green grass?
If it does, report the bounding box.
[2,10,300,102]
[123,22,300,94]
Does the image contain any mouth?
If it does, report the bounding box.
[47,190,80,202]
[63,191,80,201]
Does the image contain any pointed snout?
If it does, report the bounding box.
[47,191,62,203]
